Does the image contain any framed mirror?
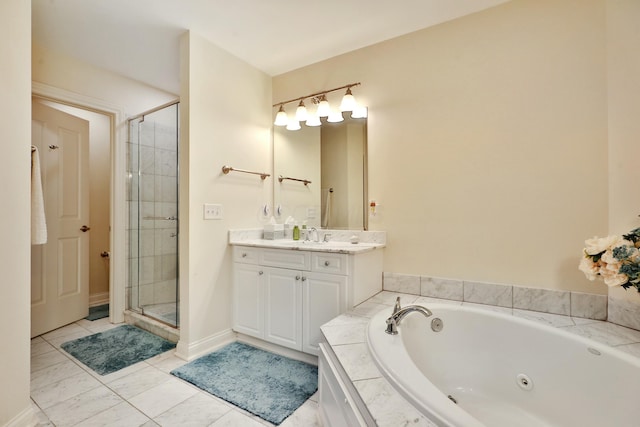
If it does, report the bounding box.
[273,115,368,230]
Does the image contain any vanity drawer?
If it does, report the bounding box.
[233,246,261,264]
[260,248,311,270]
[312,253,348,275]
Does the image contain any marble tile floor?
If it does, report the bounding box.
[31,317,320,427]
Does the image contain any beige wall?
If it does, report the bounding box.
[0,0,33,425]
[33,44,177,117]
[606,0,640,303]
[178,32,272,358]
[274,0,609,293]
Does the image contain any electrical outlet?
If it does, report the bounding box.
[203,203,223,220]
[307,207,317,219]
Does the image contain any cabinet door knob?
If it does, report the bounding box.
[324,261,330,266]
[258,271,263,275]
[296,275,301,281]
[301,277,307,281]
[242,253,247,258]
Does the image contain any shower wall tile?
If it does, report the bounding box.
[153,280,177,305]
[420,277,463,301]
[463,281,512,308]
[140,123,154,147]
[512,287,570,315]
[571,292,607,320]
[140,146,155,174]
[139,257,155,285]
[161,150,177,177]
[139,283,154,307]
[140,230,155,257]
[140,174,155,202]
[161,254,177,280]
[383,272,420,295]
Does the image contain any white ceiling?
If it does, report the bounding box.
[32,0,511,94]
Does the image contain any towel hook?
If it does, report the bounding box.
[49,145,59,150]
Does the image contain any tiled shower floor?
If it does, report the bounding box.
[30,317,320,426]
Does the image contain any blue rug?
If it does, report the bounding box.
[171,342,317,425]
[85,304,109,321]
[61,325,176,375]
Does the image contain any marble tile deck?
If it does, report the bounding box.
[320,291,640,427]
[31,317,319,427]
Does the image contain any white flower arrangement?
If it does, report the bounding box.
[579,227,640,291]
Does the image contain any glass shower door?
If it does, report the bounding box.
[127,103,179,327]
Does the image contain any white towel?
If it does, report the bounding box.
[31,146,47,245]
[321,188,332,229]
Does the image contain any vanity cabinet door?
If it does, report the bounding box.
[303,272,347,355]
[264,267,303,351]
[232,263,265,339]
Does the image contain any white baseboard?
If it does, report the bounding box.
[5,405,38,427]
[89,292,110,307]
[175,328,236,361]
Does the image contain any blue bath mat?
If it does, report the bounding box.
[170,341,317,425]
[85,304,109,321]
[61,325,176,375]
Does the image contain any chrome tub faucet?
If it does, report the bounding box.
[385,297,433,335]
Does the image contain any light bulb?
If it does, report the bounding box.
[305,113,321,127]
[340,87,357,112]
[351,105,368,119]
[295,100,308,122]
[327,110,344,123]
[274,105,288,126]
[286,119,301,131]
[316,96,331,117]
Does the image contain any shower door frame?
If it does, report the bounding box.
[127,101,180,327]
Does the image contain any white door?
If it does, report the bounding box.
[302,272,347,355]
[232,263,265,339]
[31,99,90,338]
[264,267,302,351]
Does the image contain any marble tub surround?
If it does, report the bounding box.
[608,296,640,331]
[384,272,608,321]
[320,291,640,426]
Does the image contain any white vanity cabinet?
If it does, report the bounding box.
[232,245,380,355]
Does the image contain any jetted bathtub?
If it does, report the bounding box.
[367,303,640,427]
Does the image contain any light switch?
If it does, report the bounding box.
[204,203,223,220]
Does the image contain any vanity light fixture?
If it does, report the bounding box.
[339,87,357,112]
[295,100,308,122]
[272,82,363,131]
[327,110,344,123]
[286,119,301,131]
[316,95,331,117]
[351,105,368,119]
[274,105,288,126]
[305,114,321,127]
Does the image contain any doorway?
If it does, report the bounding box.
[30,96,112,337]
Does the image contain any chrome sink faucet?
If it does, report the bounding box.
[385,297,433,335]
[308,227,319,242]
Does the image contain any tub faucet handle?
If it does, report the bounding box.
[393,297,401,315]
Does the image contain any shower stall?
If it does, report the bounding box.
[127,102,179,328]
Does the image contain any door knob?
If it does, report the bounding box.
[80,225,91,232]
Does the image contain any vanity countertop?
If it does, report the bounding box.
[229,238,384,254]
[228,228,386,255]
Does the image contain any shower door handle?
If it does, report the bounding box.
[80,225,91,232]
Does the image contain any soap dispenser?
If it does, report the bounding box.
[292,223,300,241]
